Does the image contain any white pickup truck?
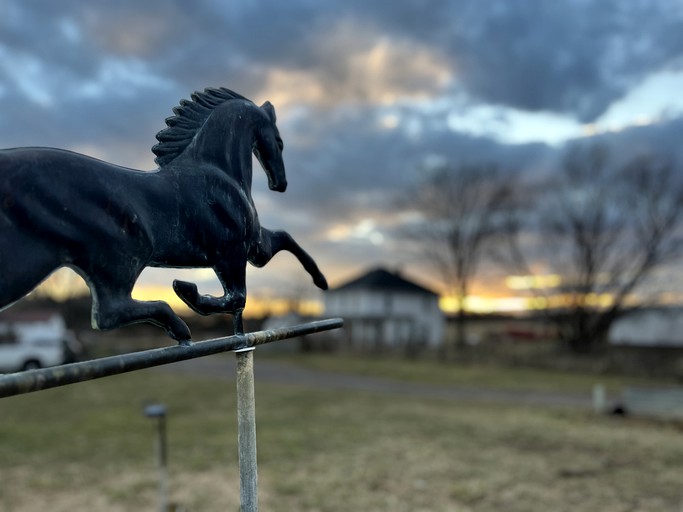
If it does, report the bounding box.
[0,311,76,372]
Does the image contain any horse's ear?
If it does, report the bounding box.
[260,101,276,123]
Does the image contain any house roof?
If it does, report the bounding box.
[332,268,438,296]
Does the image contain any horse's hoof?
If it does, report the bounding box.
[173,279,198,303]
[167,317,192,342]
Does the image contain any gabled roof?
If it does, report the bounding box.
[332,268,438,296]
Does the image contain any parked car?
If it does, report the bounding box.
[0,310,82,372]
[0,331,65,372]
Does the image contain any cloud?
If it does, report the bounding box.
[362,0,683,122]
[3,0,683,122]
[575,114,683,166]
[258,30,452,111]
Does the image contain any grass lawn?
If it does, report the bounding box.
[1,365,683,511]
[272,351,667,394]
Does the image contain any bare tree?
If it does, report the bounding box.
[506,145,683,353]
[405,163,512,355]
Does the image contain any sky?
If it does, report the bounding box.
[1,0,683,314]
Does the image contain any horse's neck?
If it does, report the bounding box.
[184,129,254,190]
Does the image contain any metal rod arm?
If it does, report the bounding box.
[0,318,343,398]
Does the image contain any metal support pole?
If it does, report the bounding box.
[235,347,258,511]
[592,383,606,414]
[157,415,169,512]
[144,404,169,512]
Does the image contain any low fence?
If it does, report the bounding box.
[0,317,344,511]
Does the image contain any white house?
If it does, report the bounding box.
[324,267,444,349]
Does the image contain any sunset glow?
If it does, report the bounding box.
[505,274,562,290]
[131,286,324,319]
[439,295,533,314]
[28,267,653,318]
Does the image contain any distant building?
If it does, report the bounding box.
[324,267,444,349]
[609,307,683,347]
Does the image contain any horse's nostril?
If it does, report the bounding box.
[269,179,287,192]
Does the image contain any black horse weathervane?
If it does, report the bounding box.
[0,87,328,343]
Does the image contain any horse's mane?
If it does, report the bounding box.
[152,87,249,166]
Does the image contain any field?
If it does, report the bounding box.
[272,352,666,394]
[1,354,683,511]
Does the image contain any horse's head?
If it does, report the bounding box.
[254,101,287,192]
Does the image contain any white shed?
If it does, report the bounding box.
[609,307,683,347]
[324,268,444,349]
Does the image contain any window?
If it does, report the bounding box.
[0,329,17,345]
[384,293,393,313]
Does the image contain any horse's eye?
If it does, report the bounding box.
[276,137,284,152]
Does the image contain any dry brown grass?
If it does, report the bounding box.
[2,362,683,511]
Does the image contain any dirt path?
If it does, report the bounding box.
[159,354,594,409]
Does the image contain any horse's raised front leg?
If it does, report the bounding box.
[173,264,246,334]
[173,262,247,316]
[249,229,328,290]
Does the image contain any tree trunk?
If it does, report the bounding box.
[455,295,468,351]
